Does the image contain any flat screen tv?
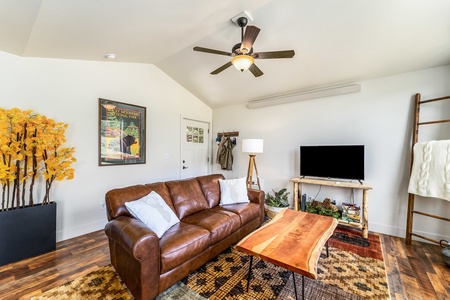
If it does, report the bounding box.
[300,145,365,181]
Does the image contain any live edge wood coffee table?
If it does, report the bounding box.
[236,208,338,299]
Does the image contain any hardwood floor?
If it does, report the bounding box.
[0,230,448,299]
[0,230,110,299]
[381,234,450,299]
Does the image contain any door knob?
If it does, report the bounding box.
[183,166,188,169]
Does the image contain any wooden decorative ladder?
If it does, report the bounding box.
[405,93,450,245]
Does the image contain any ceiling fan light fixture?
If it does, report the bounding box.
[231,55,254,72]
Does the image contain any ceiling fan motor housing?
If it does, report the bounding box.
[232,43,253,55]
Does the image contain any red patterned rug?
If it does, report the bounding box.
[328,225,384,260]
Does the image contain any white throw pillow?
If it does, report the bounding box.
[125,191,180,238]
[219,177,250,205]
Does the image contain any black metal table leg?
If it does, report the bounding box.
[246,256,253,292]
[302,275,305,299]
[326,240,329,257]
[292,271,298,300]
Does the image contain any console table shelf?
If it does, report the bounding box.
[290,177,372,238]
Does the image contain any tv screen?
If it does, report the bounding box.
[300,145,365,181]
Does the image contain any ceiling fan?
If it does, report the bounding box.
[193,17,295,77]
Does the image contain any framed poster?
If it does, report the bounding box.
[98,98,146,166]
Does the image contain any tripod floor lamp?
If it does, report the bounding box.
[242,139,264,190]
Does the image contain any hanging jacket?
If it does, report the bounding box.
[217,137,235,171]
[216,137,225,164]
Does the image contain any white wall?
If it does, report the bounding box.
[0,50,212,241]
[1,47,448,243]
[212,64,450,241]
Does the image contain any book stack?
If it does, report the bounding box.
[340,203,361,224]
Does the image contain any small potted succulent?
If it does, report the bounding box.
[264,188,290,219]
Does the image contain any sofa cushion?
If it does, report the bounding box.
[166,178,209,219]
[213,202,261,227]
[182,209,241,245]
[159,222,211,274]
[145,182,176,212]
[196,174,225,208]
[105,182,173,221]
[218,177,250,205]
[125,191,180,238]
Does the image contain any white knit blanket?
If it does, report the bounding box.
[408,140,450,201]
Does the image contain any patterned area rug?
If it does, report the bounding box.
[31,227,389,300]
[30,266,203,300]
[182,247,291,300]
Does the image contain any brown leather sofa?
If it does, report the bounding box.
[104,174,265,300]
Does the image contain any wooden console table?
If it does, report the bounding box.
[290,177,372,238]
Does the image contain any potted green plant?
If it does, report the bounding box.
[264,188,290,219]
[0,107,76,266]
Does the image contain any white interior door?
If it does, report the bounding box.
[181,118,210,179]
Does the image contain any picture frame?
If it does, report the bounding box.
[98,98,146,166]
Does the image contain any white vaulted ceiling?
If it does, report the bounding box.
[1,0,450,108]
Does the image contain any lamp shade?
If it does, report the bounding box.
[242,139,263,154]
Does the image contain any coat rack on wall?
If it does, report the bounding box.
[216,131,239,138]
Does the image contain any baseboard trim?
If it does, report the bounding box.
[369,222,450,244]
[57,219,107,242]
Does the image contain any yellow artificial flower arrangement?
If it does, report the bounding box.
[0,107,76,211]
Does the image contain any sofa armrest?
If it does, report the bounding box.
[248,189,265,225]
[105,216,159,260]
[105,216,161,300]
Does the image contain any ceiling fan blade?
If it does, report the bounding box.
[211,62,233,75]
[193,46,232,56]
[249,64,263,77]
[253,50,295,59]
[241,26,260,53]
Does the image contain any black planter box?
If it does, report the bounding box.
[0,202,56,266]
